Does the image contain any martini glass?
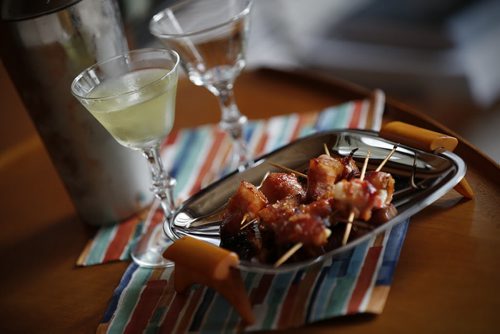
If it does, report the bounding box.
[150,0,252,170]
[71,48,181,268]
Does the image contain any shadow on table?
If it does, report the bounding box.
[0,215,95,287]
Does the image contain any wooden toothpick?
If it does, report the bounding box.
[375,145,398,172]
[342,151,371,245]
[274,242,303,268]
[323,143,331,156]
[274,228,331,267]
[341,211,355,246]
[268,162,307,178]
[337,219,373,230]
[239,213,249,226]
[359,150,371,181]
[240,218,257,231]
[257,171,271,189]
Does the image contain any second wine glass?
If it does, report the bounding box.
[150,0,253,170]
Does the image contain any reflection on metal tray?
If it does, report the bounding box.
[170,129,466,273]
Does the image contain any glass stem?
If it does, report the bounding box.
[142,145,177,240]
[215,85,249,168]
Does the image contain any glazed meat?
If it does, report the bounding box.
[340,154,360,180]
[332,179,386,221]
[221,181,268,237]
[298,198,333,219]
[259,198,331,247]
[220,223,262,261]
[267,213,329,246]
[260,173,305,204]
[306,154,344,201]
[370,204,398,225]
[364,171,395,204]
[306,154,361,201]
[258,196,300,224]
[220,181,268,260]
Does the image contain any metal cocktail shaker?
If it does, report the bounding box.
[1,0,153,225]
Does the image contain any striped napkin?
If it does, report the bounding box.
[87,100,408,333]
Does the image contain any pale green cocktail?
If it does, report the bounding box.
[83,68,177,149]
[71,49,180,268]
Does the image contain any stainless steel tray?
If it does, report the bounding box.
[170,129,466,273]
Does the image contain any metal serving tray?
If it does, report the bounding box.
[170,129,466,273]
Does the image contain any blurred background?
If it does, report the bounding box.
[2,0,499,161]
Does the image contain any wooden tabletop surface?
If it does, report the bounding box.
[0,68,499,333]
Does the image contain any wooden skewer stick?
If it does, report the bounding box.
[239,213,249,227]
[336,219,374,230]
[342,151,371,245]
[274,228,331,268]
[257,171,271,189]
[274,242,303,268]
[323,143,331,156]
[359,150,371,180]
[375,145,398,172]
[324,228,332,238]
[341,212,355,246]
[268,162,307,178]
[240,218,257,231]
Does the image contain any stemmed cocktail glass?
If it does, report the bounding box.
[71,49,180,268]
[150,0,253,170]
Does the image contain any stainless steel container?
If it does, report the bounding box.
[1,0,153,225]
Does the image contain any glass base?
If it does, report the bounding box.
[131,222,174,268]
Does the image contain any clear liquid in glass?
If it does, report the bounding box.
[84,68,178,149]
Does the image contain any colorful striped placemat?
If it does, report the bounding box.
[81,99,409,333]
[99,220,408,333]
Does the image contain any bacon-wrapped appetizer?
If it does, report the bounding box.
[258,198,331,241]
[306,154,344,201]
[260,172,305,204]
[362,170,397,224]
[332,170,396,224]
[332,179,383,221]
[258,197,332,262]
[222,181,267,234]
[339,151,361,180]
[257,196,300,224]
[364,171,395,205]
[306,154,360,201]
[220,181,268,259]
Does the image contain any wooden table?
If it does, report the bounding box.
[0,69,499,333]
